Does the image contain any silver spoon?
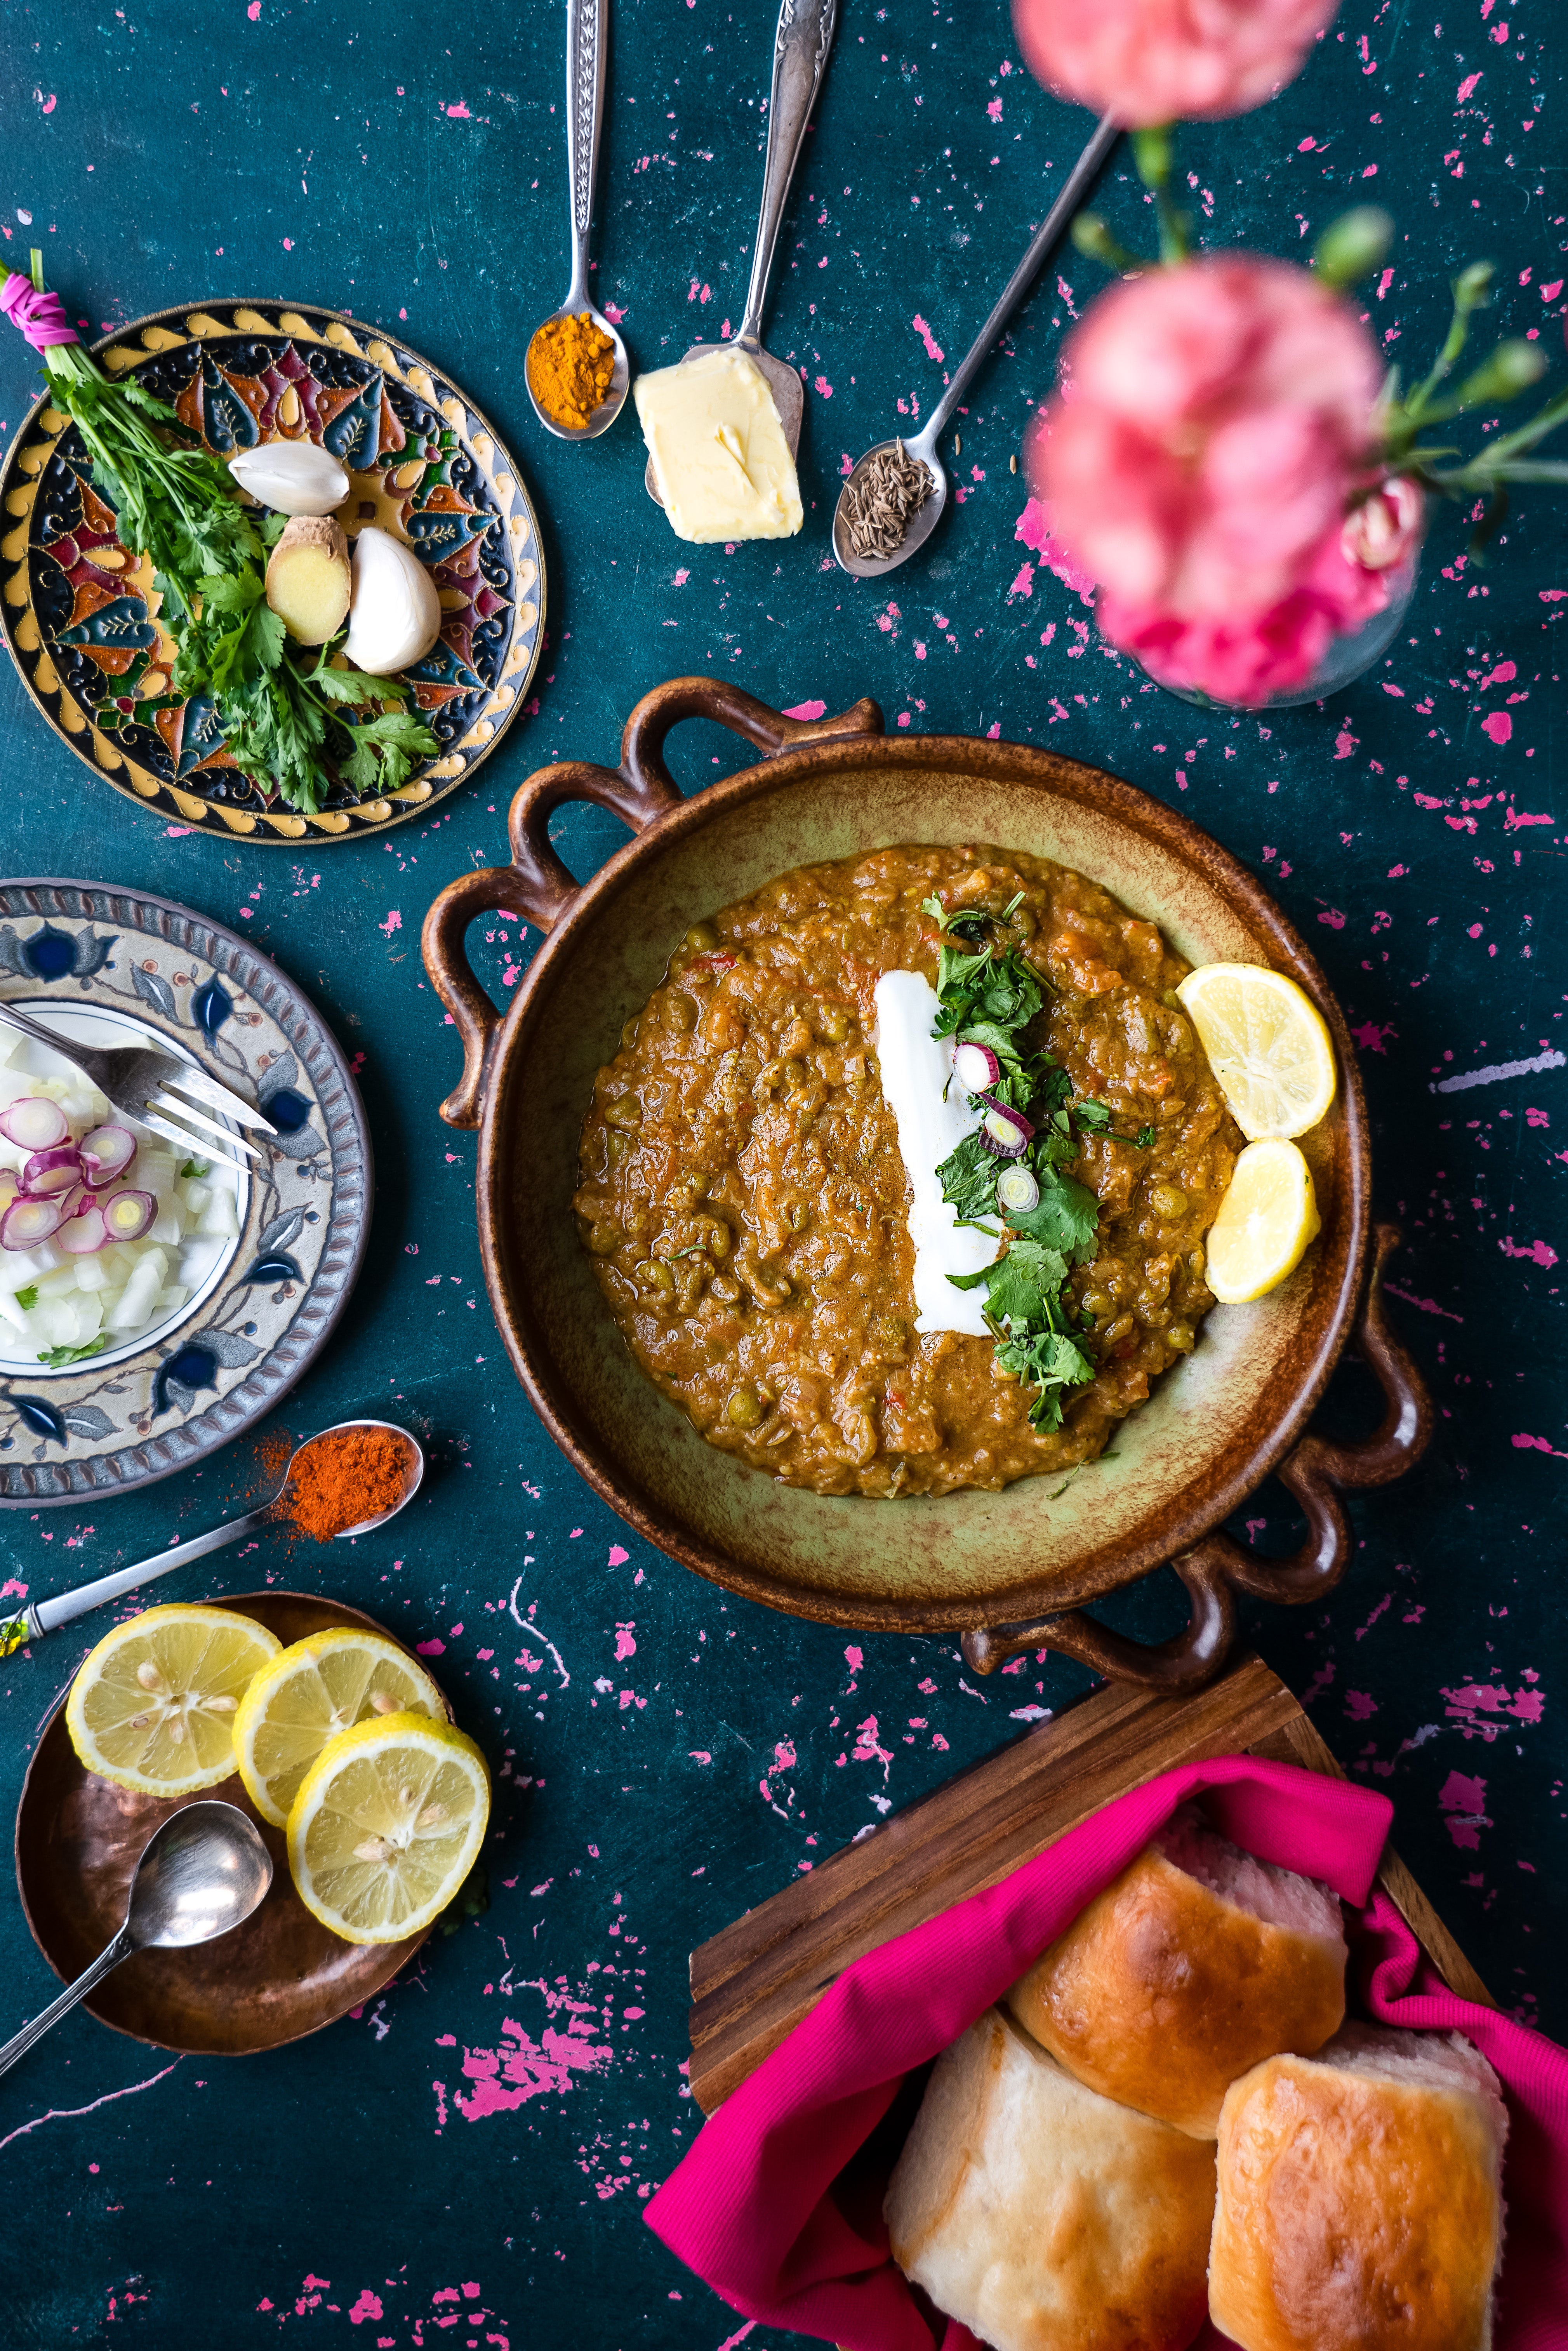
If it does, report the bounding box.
[645,0,837,504]
[527,0,629,441]
[0,1419,424,1661]
[833,110,1121,579]
[0,1801,273,2079]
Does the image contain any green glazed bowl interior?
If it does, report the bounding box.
[482,743,1366,1634]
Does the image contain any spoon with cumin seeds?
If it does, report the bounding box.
[833,111,1121,580]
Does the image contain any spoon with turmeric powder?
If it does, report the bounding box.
[0,1421,424,1659]
[525,0,629,441]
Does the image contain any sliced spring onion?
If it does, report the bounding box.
[23,1143,83,1197]
[1,1195,67,1250]
[996,1165,1041,1216]
[80,1125,138,1188]
[100,1189,157,1244]
[979,1101,1034,1158]
[0,1097,69,1152]
[951,1039,1001,1094]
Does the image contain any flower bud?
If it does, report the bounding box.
[1312,207,1394,289]
[1342,476,1424,573]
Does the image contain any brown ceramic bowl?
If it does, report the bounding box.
[15,1592,438,2053]
[422,679,1430,1692]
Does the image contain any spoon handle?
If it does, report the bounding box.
[918,110,1121,450]
[739,0,838,346]
[0,1927,130,2079]
[0,1502,277,1656]
[564,0,608,305]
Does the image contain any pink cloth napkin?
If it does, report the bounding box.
[647,1754,1568,2351]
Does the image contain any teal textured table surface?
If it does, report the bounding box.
[2,2,1565,2343]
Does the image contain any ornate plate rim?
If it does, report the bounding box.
[0,296,548,844]
[0,878,373,1506]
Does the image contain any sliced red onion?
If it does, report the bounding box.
[979,1101,1034,1158]
[80,1125,137,1187]
[996,1165,1041,1216]
[0,1194,66,1250]
[23,1143,83,1197]
[57,1203,107,1255]
[0,1097,68,1151]
[0,1169,18,1210]
[951,1040,1001,1094]
[100,1188,156,1243]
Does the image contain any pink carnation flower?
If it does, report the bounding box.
[1013,0,1340,128]
[1031,256,1420,705]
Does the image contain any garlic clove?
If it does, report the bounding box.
[342,526,443,675]
[228,440,351,517]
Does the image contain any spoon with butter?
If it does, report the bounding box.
[832,111,1121,578]
[643,0,838,507]
[527,0,629,442]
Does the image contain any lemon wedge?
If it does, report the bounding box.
[234,1628,448,1828]
[1204,1139,1322,1304]
[65,1603,282,1796]
[287,1713,490,1945]
[1175,963,1337,1141]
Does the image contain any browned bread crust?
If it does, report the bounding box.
[1208,2031,1507,2351]
[885,2007,1215,2351]
[1006,1841,1346,2137]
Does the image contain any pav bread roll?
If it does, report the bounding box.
[1209,2023,1509,2351]
[884,2006,1215,2351]
[1007,1801,1347,2136]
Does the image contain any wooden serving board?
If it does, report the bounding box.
[688,1650,1492,2115]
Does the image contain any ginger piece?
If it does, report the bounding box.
[265,514,351,644]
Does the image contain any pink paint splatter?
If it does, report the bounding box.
[613,1623,636,1662]
[446,101,472,119]
[912,314,944,362]
[608,1544,628,1566]
[453,1996,614,2119]
[1007,561,1034,600]
[1481,710,1513,746]
[812,374,833,398]
[349,2291,384,2326]
[602,302,626,324]
[1444,1680,1547,1740]
[1513,1431,1568,1459]
[1439,1768,1491,1847]
[783,699,826,721]
[1499,1235,1558,1268]
[379,909,402,937]
[416,1637,446,1656]
[1457,69,1483,102]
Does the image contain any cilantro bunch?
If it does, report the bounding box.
[921,892,1153,1432]
[9,253,437,813]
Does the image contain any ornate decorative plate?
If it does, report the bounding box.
[0,881,370,1505]
[0,301,546,842]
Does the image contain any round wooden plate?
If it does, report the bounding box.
[0,299,545,842]
[14,1591,438,2054]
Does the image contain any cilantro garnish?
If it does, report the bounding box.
[923,886,1153,1428]
[13,1285,38,1312]
[38,1339,105,1368]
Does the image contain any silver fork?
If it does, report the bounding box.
[0,1002,275,1175]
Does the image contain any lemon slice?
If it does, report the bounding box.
[234,1629,448,1828]
[287,1713,490,1945]
[66,1603,282,1796]
[1175,963,1337,1141]
[1204,1139,1322,1303]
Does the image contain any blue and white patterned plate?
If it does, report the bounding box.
[0,881,371,1505]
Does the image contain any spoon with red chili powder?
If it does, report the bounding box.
[0,1421,424,1658]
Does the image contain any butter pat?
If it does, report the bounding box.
[634,348,803,543]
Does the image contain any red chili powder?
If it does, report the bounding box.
[286,1426,410,1542]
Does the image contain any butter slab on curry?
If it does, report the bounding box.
[634,348,803,543]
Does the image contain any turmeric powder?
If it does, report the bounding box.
[527,312,616,431]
